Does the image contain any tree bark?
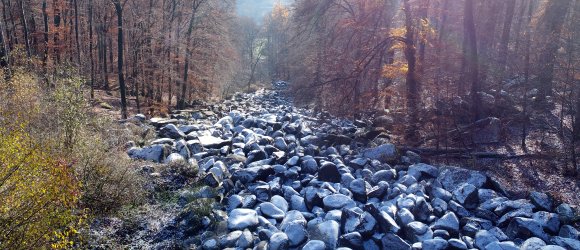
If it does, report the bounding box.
[403,0,420,141]
[498,0,516,80]
[179,0,206,109]
[88,0,95,98]
[42,0,48,85]
[417,0,430,74]
[113,0,127,119]
[18,0,30,58]
[463,0,481,121]
[535,0,572,104]
[73,0,81,66]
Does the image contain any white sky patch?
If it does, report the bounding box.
[236,0,291,23]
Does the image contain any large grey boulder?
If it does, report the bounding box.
[198,135,230,149]
[362,143,398,163]
[437,166,487,192]
[227,209,259,230]
[506,217,550,242]
[159,123,186,139]
[309,220,339,250]
[231,165,274,184]
[127,144,169,163]
[381,233,410,250]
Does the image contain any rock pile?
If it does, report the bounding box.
[127,89,579,250]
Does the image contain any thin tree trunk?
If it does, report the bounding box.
[18,0,30,58]
[113,0,127,119]
[7,0,18,46]
[521,0,535,151]
[418,0,430,74]
[0,7,7,68]
[73,0,81,66]
[102,14,109,90]
[1,0,12,51]
[88,0,95,98]
[464,0,480,122]
[42,0,48,85]
[498,0,516,81]
[53,0,60,64]
[179,0,205,109]
[403,0,420,141]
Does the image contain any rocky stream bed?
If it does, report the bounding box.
[94,89,579,250]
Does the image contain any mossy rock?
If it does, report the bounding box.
[99,102,113,110]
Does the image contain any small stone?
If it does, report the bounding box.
[404,221,433,243]
[237,229,254,248]
[350,178,369,202]
[310,220,339,250]
[302,240,326,250]
[202,238,218,250]
[318,162,341,183]
[284,222,308,247]
[422,238,448,250]
[520,237,546,250]
[560,225,580,240]
[260,202,285,220]
[396,208,415,226]
[433,212,460,234]
[448,238,468,250]
[323,194,355,210]
[532,211,560,234]
[530,192,553,211]
[506,217,550,242]
[268,232,289,250]
[452,183,479,209]
[380,233,410,250]
[339,232,363,249]
[474,230,499,250]
[555,203,575,225]
[280,210,307,231]
[371,169,396,184]
[407,163,439,180]
[270,195,289,213]
[362,143,398,162]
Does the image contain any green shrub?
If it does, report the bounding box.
[0,66,145,247]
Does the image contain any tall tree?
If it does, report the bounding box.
[88,0,95,98]
[403,0,420,139]
[18,0,30,58]
[535,0,573,105]
[463,0,481,121]
[112,0,127,119]
[498,0,516,80]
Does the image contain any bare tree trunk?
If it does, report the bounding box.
[521,0,535,151]
[535,0,572,105]
[7,0,18,46]
[179,0,206,109]
[88,0,95,98]
[418,0,430,74]
[464,0,480,122]
[53,0,60,64]
[42,0,48,85]
[403,0,420,141]
[73,0,81,66]
[498,0,516,80]
[102,14,109,90]
[18,0,30,58]
[0,6,7,68]
[113,0,127,119]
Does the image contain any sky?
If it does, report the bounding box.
[236,0,292,23]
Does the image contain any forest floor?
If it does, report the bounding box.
[424,111,580,207]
